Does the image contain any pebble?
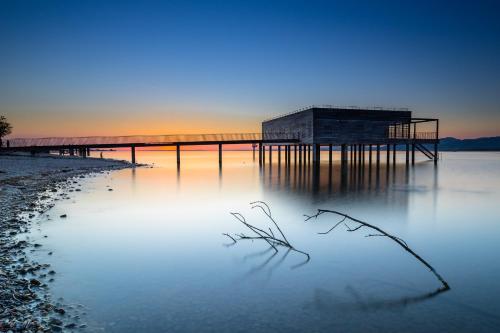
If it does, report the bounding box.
[1,154,131,332]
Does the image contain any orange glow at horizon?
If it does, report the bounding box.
[4,107,500,141]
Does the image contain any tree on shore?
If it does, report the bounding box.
[0,115,13,147]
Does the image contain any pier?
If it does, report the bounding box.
[1,106,439,169]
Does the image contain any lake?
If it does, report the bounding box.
[27,151,500,332]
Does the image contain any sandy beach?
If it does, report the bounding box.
[0,153,131,332]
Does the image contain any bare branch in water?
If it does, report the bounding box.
[225,202,310,268]
[304,209,450,290]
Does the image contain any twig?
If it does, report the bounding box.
[225,202,310,267]
[305,209,450,290]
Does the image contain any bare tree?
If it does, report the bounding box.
[304,209,450,290]
[224,201,310,268]
[0,115,13,147]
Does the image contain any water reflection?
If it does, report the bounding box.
[306,285,449,313]
[28,151,500,333]
[258,158,435,216]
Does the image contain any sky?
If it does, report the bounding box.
[1,0,499,139]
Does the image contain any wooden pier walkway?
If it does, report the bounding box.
[1,132,298,165]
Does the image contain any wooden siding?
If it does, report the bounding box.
[262,109,314,144]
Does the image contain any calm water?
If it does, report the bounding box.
[28,151,500,332]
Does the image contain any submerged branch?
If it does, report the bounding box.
[305,209,450,290]
[225,202,310,268]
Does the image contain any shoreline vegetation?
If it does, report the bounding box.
[0,153,132,332]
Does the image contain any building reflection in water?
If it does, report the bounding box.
[259,155,438,215]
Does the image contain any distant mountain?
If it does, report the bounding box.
[439,136,500,151]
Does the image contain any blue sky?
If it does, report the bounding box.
[1,0,499,137]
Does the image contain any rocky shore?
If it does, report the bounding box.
[0,153,132,332]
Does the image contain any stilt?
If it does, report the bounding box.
[434,143,438,164]
[304,144,307,165]
[368,145,372,166]
[386,145,390,166]
[258,143,263,166]
[252,144,256,161]
[405,143,409,166]
[328,144,333,165]
[376,145,381,169]
[353,145,357,166]
[341,144,347,166]
[269,145,273,164]
[358,145,362,166]
[361,145,365,165]
[294,145,297,164]
[313,144,320,165]
[218,143,222,168]
[278,145,281,165]
[176,144,180,167]
[307,145,311,164]
[393,144,397,165]
[298,145,302,165]
[412,143,415,165]
[131,146,136,164]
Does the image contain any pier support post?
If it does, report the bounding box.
[369,145,372,166]
[278,145,281,165]
[258,143,263,166]
[412,143,415,165]
[269,145,273,164]
[313,144,320,165]
[358,145,362,166]
[386,145,390,166]
[287,146,291,165]
[305,144,308,165]
[307,145,311,164]
[405,143,410,166]
[434,119,440,165]
[218,144,222,168]
[131,145,136,164]
[341,144,347,166]
[393,144,397,165]
[376,145,381,169]
[176,144,180,167]
[298,145,302,165]
[328,144,333,165]
[353,145,357,166]
[252,144,256,161]
[294,145,297,164]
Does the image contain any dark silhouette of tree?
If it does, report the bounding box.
[0,115,13,147]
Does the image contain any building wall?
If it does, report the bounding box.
[262,109,313,144]
[313,119,390,144]
[313,109,411,144]
[262,108,413,145]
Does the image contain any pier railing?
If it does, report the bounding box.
[7,132,298,148]
[388,132,437,140]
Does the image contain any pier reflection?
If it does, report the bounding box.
[259,158,436,214]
